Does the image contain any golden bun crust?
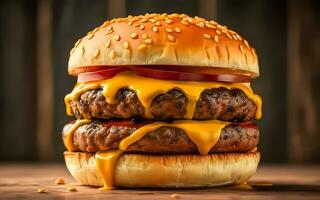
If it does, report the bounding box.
[68,13,259,77]
[64,151,260,188]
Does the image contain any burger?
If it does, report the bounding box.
[62,13,262,189]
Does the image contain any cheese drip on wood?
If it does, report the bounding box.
[95,119,230,189]
[64,71,262,119]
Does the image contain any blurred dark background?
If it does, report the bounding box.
[0,0,319,163]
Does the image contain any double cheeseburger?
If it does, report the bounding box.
[62,13,262,189]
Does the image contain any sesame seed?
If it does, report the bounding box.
[127,21,133,25]
[79,46,85,55]
[110,50,116,59]
[168,35,175,42]
[70,48,75,55]
[226,32,232,39]
[87,33,94,40]
[144,39,152,44]
[174,27,181,33]
[123,41,129,49]
[152,26,158,32]
[134,23,140,27]
[106,29,114,34]
[138,44,147,51]
[67,187,77,192]
[244,40,249,48]
[75,39,81,47]
[195,16,204,20]
[214,35,219,42]
[179,14,188,18]
[252,48,256,55]
[142,33,148,39]
[140,25,145,30]
[205,23,215,29]
[140,18,148,23]
[196,22,204,28]
[236,34,242,40]
[114,34,121,41]
[166,28,173,33]
[107,26,113,31]
[155,21,161,26]
[130,32,138,39]
[165,18,173,24]
[149,19,157,23]
[54,177,65,185]
[210,20,218,25]
[181,20,189,26]
[37,188,46,193]
[170,193,179,198]
[92,28,99,34]
[106,40,111,48]
[220,25,227,30]
[203,34,211,39]
[232,34,238,40]
[239,45,245,54]
[216,30,221,35]
[100,21,108,28]
[187,17,194,24]
[93,49,100,58]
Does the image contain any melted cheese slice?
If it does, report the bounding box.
[65,71,262,119]
[119,120,230,155]
[65,119,91,151]
[95,119,229,189]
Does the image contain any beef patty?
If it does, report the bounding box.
[69,88,256,122]
[62,120,259,154]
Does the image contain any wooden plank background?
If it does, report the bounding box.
[0,0,319,163]
[0,0,38,161]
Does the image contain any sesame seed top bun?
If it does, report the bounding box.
[68,13,259,77]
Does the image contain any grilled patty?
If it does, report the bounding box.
[69,88,256,122]
[62,120,259,154]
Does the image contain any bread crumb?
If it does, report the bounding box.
[67,186,77,192]
[54,177,65,185]
[171,193,179,198]
[37,188,46,193]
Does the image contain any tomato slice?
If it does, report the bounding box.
[77,67,128,83]
[134,67,250,82]
[77,65,250,83]
[73,66,110,75]
[73,65,255,77]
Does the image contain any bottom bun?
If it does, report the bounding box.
[64,151,260,188]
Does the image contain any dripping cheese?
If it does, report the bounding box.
[119,120,230,155]
[65,119,91,151]
[95,119,229,188]
[64,71,262,119]
[96,150,124,190]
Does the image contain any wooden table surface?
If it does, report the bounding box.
[0,163,319,200]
